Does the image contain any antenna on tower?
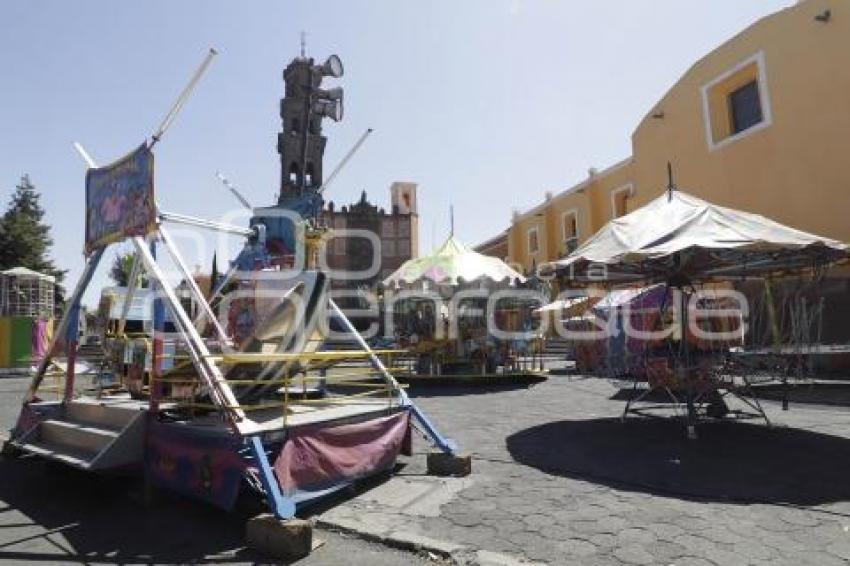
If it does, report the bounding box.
[450,204,455,237]
[300,31,307,58]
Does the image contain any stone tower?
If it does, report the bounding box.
[276,54,343,204]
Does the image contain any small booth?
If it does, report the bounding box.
[0,267,55,372]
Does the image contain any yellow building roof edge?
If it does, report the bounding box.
[511,156,634,224]
[473,229,509,252]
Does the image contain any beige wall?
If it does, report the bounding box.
[501,0,849,274]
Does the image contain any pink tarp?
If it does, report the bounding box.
[274,410,410,496]
[31,319,50,364]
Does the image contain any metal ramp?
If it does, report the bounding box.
[12,401,145,471]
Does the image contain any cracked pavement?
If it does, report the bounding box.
[318,375,850,565]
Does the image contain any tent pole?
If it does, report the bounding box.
[681,288,698,440]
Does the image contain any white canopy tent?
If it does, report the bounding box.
[543,187,849,434]
[545,190,848,284]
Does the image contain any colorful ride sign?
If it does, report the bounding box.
[85,143,156,254]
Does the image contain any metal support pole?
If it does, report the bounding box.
[62,303,81,403]
[131,236,250,433]
[25,248,105,403]
[158,224,231,345]
[681,290,697,440]
[159,210,254,237]
[149,239,165,412]
[328,298,456,454]
[215,171,253,211]
[151,48,218,147]
[317,128,373,195]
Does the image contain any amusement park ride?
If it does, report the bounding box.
[4,47,466,530]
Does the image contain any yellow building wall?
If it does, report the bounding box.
[631,0,850,242]
[503,0,849,274]
[585,161,635,230]
[507,159,634,273]
[509,213,548,274]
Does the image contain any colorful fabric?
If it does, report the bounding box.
[85,143,156,255]
[31,319,51,364]
[145,421,246,511]
[274,410,410,496]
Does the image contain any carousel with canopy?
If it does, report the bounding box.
[382,229,546,377]
[544,169,848,437]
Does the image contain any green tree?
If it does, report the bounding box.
[109,251,148,288]
[0,175,64,282]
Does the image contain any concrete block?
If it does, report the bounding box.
[427,451,472,477]
[245,514,312,560]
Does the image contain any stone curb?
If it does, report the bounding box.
[315,515,467,560]
[316,516,545,565]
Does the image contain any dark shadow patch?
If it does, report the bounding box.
[0,456,270,564]
[609,387,686,403]
[406,382,542,398]
[748,382,850,408]
[506,417,850,505]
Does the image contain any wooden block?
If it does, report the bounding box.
[245,514,312,559]
[427,451,472,477]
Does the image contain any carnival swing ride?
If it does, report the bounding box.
[5,48,462,518]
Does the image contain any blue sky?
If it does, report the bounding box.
[0,0,790,305]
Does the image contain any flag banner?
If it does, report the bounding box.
[85,143,156,254]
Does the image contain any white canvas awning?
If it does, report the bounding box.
[545,190,848,284]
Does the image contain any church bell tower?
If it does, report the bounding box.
[277,51,344,204]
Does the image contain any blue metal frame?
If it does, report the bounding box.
[248,435,296,519]
[402,397,458,453]
[329,309,458,455]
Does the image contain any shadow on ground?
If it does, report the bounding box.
[610,382,850,408]
[609,387,683,403]
[407,382,543,398]
[506,417,850,505]
[0,455,266,564]
[751,382,850,407]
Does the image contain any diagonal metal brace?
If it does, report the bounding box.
[248,435,296,519]
[328,299,457,454]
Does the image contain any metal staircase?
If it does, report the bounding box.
[12,401,145,471]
